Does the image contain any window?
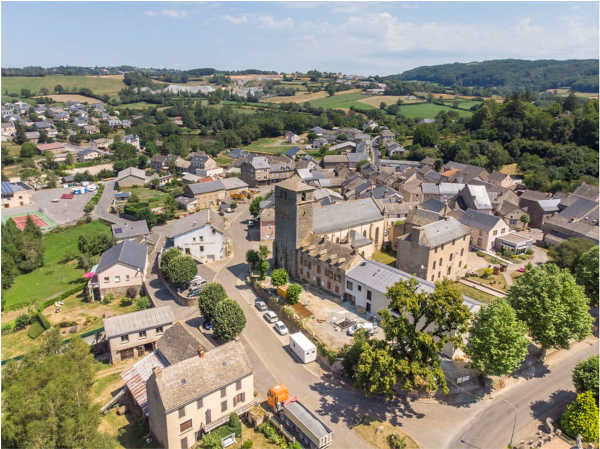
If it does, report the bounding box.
[178,407,186,418]
[200,236,204,241]
[220,387,226,398]
[316,265,321,274]
[367,290,372,301]
[431,275,435,281]
[205,409,211,425]
[434,247,438,253]
[180,419,192,433]
[234,392,246,406]
[114,275,121,283]
[458,261,462,268]
[156,326,163,334]
[126,274,130,281]
[197,398,203,409]
[460,248,464,257]
[335,285,339,294]
[121,335,129,343]
[236,380,242,391]
[192,237,196,242]
[221,400,228,412]
[181,437,188,449]
[139,330,146,338]
[200,246,204,252]
[346,281,353,290]
[366,303,371,313]
[438,272,441,279]
[449,253,453,262]
[439,257,443,266]
[433,261,436,270]
[447,266,451,275]
[357,285,362,292]
[104,276,110,282]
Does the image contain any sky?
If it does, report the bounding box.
[2,1,598,75]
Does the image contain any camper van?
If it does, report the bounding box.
[289,332,316,364]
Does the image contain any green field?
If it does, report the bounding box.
[1,75,125,96]
[309,93,375,110]
[397,103,474,119]
[244,137,296,154]
[2,221,112,310]
[123,186,173,207]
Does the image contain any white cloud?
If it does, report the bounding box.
[223,14,248,24]
[144,9,187,19]
[258,15,294,29]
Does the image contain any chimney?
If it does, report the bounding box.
[198,346,205,358]
[152,366,162,378]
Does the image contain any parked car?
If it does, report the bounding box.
[248,219,255,226]
[51,198,60,203]
[347,322,374,336]
[274,321,288,335]
[264,310,278,323]
[255,300,268,311]
[202,320,213,330]
[517,267,527,273]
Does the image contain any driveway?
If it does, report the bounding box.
[92,180,129,225]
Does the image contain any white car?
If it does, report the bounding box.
[274,321,288,335]
[347,322,374,336]
[87,184,98,192]
[255,300,268,312]
[264,310,278,323]
[51,198,60,203]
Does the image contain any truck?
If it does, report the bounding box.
[289,332,317,364]
[267,384,333,449]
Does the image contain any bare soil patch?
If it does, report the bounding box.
[36,94,104,104]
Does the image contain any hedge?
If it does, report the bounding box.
[83,184,105,213]
[37,312,51,330]
[27,319,46,339]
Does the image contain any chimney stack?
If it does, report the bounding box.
[198,346,205,358]
[152,366,162,378]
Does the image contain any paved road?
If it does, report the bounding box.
[92,180,128,225]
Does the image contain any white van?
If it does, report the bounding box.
[288,332,317,364]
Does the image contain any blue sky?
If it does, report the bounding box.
[2,2,598,75]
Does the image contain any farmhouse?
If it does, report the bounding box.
[165,210,226,263]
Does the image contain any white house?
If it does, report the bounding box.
[165,210,225,263]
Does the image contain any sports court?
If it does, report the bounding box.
[2,211,57,231]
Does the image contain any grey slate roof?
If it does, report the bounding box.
[573,182,599,202]
[537,199,561,213]
[186,180,225,195]
[458,208,503,231]
[558,198,598,220]
[313,198,383,234]
[347,260,435,295]
[117,167,146,180]
[111,220,149,240]
[96,240,147,274]
[249,156,270,169]
[420,198,446,213]
[104,306,175,339]
[166,209,223,238]
[150,341,252,412]
[156,322,206,365]
[419,218,470,247]
[222,177,248,190]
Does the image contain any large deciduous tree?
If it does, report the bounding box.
[508,264,592,353]
[197,283,227,322]
[353,341,398,398]
[574,246,598,307]
[271,268,289,287]
[548,238,595,271]
[466,299,529,376]
[163,254,197,286]
[212,299,246,342]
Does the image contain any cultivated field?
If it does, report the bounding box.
[309,92,374,110]
[35,94,104,104]
[230,74,282,81]
[544,88,599,99]
[1,75,125,96]
[264,88,363,104]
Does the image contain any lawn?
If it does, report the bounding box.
[371,249,396,267]
[215,155,234,166]
[471,269,508,292]
[454,283,496,304]
[310,92,374,110]
[2,220,112,310]
[122,186,171,208]
[2,75,126,96]
[245,137,296,154]
[397,103,473,119]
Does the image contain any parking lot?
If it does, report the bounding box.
[2,187,95,226]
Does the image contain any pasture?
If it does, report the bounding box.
[397,103,474,119]
[245,137,296,154]
[1,75,126,96]
[358,95,423,107]
[309,92,374,110]
[35,94,104,104]
[2,220,112,310]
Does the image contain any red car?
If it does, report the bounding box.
[517,267,526,273]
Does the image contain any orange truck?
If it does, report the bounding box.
[267,384,333,449]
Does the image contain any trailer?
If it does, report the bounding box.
[288,332,316,364]
[268,384,333,449]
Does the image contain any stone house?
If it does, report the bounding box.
[146,341,255,449]
[190,154,217,173]
[117,167,147,187]
[1,182,33,208]
[111,220,150,243]
[396,217,471,283]
[456,208,510,251]
[527,199,561,228]
[183,180,226,210]
[165,210,226,263]
[457,185,492,214]
[486,171,514,189]
[241,156,269,187]
[89,240,148,301]
[104,306,175,363]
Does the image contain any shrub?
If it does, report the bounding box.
[286,284,302,304]
[242,441,253,449]
[481,267,493,279]
[37,312,51,330]
[259,422,286,447]
[2,321,15,333]
[525,248,533,255]
[213,299,246,342]
[102,293,114,304]
[271,268,289,287]
[58,321,78,328]
[15,314,31,330]
[27,319,45,339]
[388,433,407,449]
[228,413,242,437]
[560,391,599,442]
[126,286,138,298]
[135,296,151,311]
[573,356,599,402]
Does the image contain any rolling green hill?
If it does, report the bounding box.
[391,59,598,93]
[1,75,125,96]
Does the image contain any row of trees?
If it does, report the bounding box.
[2,217,45,290]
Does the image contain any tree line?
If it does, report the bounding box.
[1,218,45,290]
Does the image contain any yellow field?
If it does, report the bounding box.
[230,74,282,81]
[36,94,104,104]
[544,88,598,99]
[95,74,124,80]
[264,88,362,104]
[358,95,422,107]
